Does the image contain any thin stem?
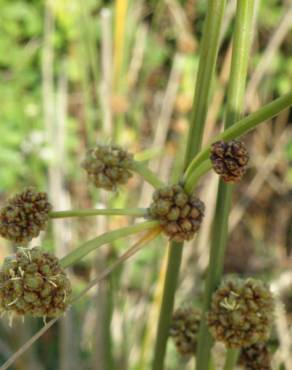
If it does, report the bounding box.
[184,160,212,195]
[71,227,161,303]
[184,91,292,180]
[195,2,255,369]
[222,349,240,370]
[132,161,165,189]
[49,208,147,219]
[60,220,159,268]
[152,1,227,369]
[219,91,292,139]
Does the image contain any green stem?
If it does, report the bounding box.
[132,161,164,189]
[184,91,292,180]
[152,1,226,370]
[151,243,183,370]
[209,356,216,370]
[184,160,212,195]
[195,2,255,370]
[222,349,239,370]
[185,0,227,160]
[60,220,159,268]
[49,208,147,219]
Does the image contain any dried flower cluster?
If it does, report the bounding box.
[239,342,272,370]
[208,278,274,348]
[0,247,71,318]
[82,144,134,191]
[210,140,249,183]
[0,188,52,245]
[170,307,201,356]
[148,185,205,241]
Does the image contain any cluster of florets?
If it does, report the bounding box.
[208,278,274,348]
[0,247,71,318]
[239,342,272,370]
[0,188,52,245]
[81,144,134,191]
[148,185,205,242]
[210,140,249,183]
[169,307,201,356]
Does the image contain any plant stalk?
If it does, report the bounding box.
[151,1,226,369]
[195,2,256,369]
[184,160,212,194]
[132,161,165,188]
[60,220,159,268]
[71,227,161,303]
[151,242,183,370]
[49,208,147,219]
[222,349,240,370]
[185,0,227,160]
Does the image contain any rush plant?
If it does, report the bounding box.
[0,1,292,369]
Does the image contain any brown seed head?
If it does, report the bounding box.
[210,140,249,183]
[208,278,274,348]
[148,185,205,242]
[0,247,71,318]
[81,144,134,191]
[0,188,52,245]
[170,307,201,356]
[239,342,272,370]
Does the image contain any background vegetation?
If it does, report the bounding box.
[0,0,291,369]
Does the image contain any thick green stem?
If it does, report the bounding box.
[195,2,255,370]
[49,208,147,219]
[60,220,159,268]
[151,1,226,369]
[193,183,232,366]
[151,243,183,370]
[184,160,212,195]
[209,356,216,370]
[132,161,164,188]
[184,91,292,181]
[185,1,227,160]
[222,349,240,370]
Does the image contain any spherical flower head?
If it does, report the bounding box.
[210,140,249,183]
[239,342,272,370]
[81,144,134,191]
[0,188,52,245]
[0,247,72,318]
[148,185,205,242]
[208,278,274,348]
[170,307,201,356]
